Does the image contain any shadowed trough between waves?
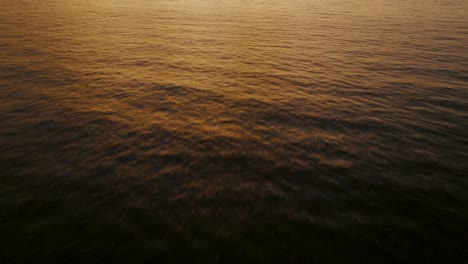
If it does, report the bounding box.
[0,0,468,262]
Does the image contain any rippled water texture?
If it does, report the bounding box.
[1,0,468,262]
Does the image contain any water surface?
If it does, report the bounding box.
[1,0,468,262]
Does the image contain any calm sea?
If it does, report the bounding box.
[1,0,467,262]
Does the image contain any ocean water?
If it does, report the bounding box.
[1,0,467,262]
